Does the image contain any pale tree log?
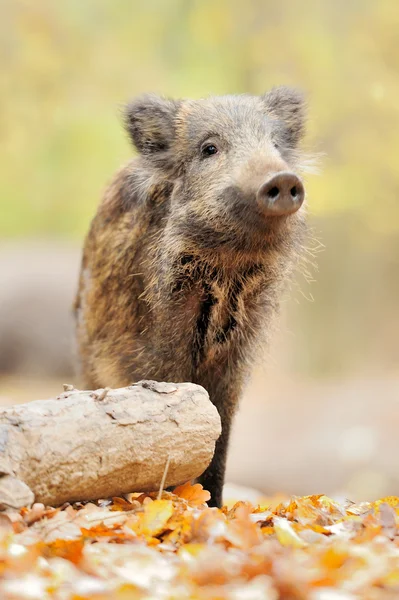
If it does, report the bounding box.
[0,381,221,510]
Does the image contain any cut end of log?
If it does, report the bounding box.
[0,475,35,511]
[0,381,221,509]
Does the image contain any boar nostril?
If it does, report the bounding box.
[257,171,305,217]
[267,186,279,200]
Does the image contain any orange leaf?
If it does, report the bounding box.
[81,523,134,542]
[111,497,136,511]
[43,538,84,564]
[225,504,262,550]
[173,482,211,506]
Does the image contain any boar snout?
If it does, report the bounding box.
[257,172,304,217]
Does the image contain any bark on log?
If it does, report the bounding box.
[0,381,221,509]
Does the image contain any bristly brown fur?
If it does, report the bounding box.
[74,88,311,507]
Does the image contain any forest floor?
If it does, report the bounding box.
[1,483,399,599]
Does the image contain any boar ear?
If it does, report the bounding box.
[124,94,181,155]
[262,86,306,147]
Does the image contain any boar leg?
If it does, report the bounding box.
[197,385,238,508]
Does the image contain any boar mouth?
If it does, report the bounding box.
[178,186,304,255]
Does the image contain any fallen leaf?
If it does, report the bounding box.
[140,499,174,536]
[225,503,263,550]
[81,523,135,543]
[43,538,84,564]
[273,516,307,548]
[110,497,137,512]
[173,482,211,506]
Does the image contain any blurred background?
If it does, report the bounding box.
[1,0,399,501]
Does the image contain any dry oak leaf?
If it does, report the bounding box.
[273,517,307,548]
[161,511,194,547]
[225,503,263,550]
[43,537,84,565]
[139,499,174,537]
[81,523,135,543]
[173,482,211,506]
[110,496,139,512]
[189,508,228,545]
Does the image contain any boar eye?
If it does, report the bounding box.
[201,143,218,157]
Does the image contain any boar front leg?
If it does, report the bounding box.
[197,382,239,508]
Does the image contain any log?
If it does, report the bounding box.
[0,381,221,509]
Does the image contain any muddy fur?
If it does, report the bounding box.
[75,88,310,507]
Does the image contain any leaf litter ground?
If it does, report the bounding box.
[1,483,399,599]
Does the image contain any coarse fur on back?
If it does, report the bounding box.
[74,87,311,507]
